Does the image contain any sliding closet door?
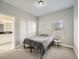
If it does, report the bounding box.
[20,19,27,43]
[27,21,36,37]
[20,19,36,43]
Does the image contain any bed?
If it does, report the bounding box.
[23,35,54,59]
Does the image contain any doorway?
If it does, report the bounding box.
[0,14,14,53]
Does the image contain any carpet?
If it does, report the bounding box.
[0,46,77,59]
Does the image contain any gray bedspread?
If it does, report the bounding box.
[23,36,54,58]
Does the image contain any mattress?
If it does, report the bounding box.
[29,36,54,50]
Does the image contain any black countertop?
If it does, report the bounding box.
[0,31,12,34]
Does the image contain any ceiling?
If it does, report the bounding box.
[2,0,74,16]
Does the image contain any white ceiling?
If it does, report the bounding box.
[2,0,74,16]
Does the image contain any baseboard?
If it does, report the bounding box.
[15,44,22,49]
[73,48,78,57]
[62,44,78,57]
[61,44,73,48]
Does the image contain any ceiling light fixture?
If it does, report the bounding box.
[35,0,46,8]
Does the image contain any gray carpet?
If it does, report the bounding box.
[0,46,77,59]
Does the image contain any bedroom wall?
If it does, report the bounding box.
[38,7,73,46]
[73,0,78,55]
[0,1,36,48]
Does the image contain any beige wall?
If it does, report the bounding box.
[38,7,73,46]
[73,0,78,55]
